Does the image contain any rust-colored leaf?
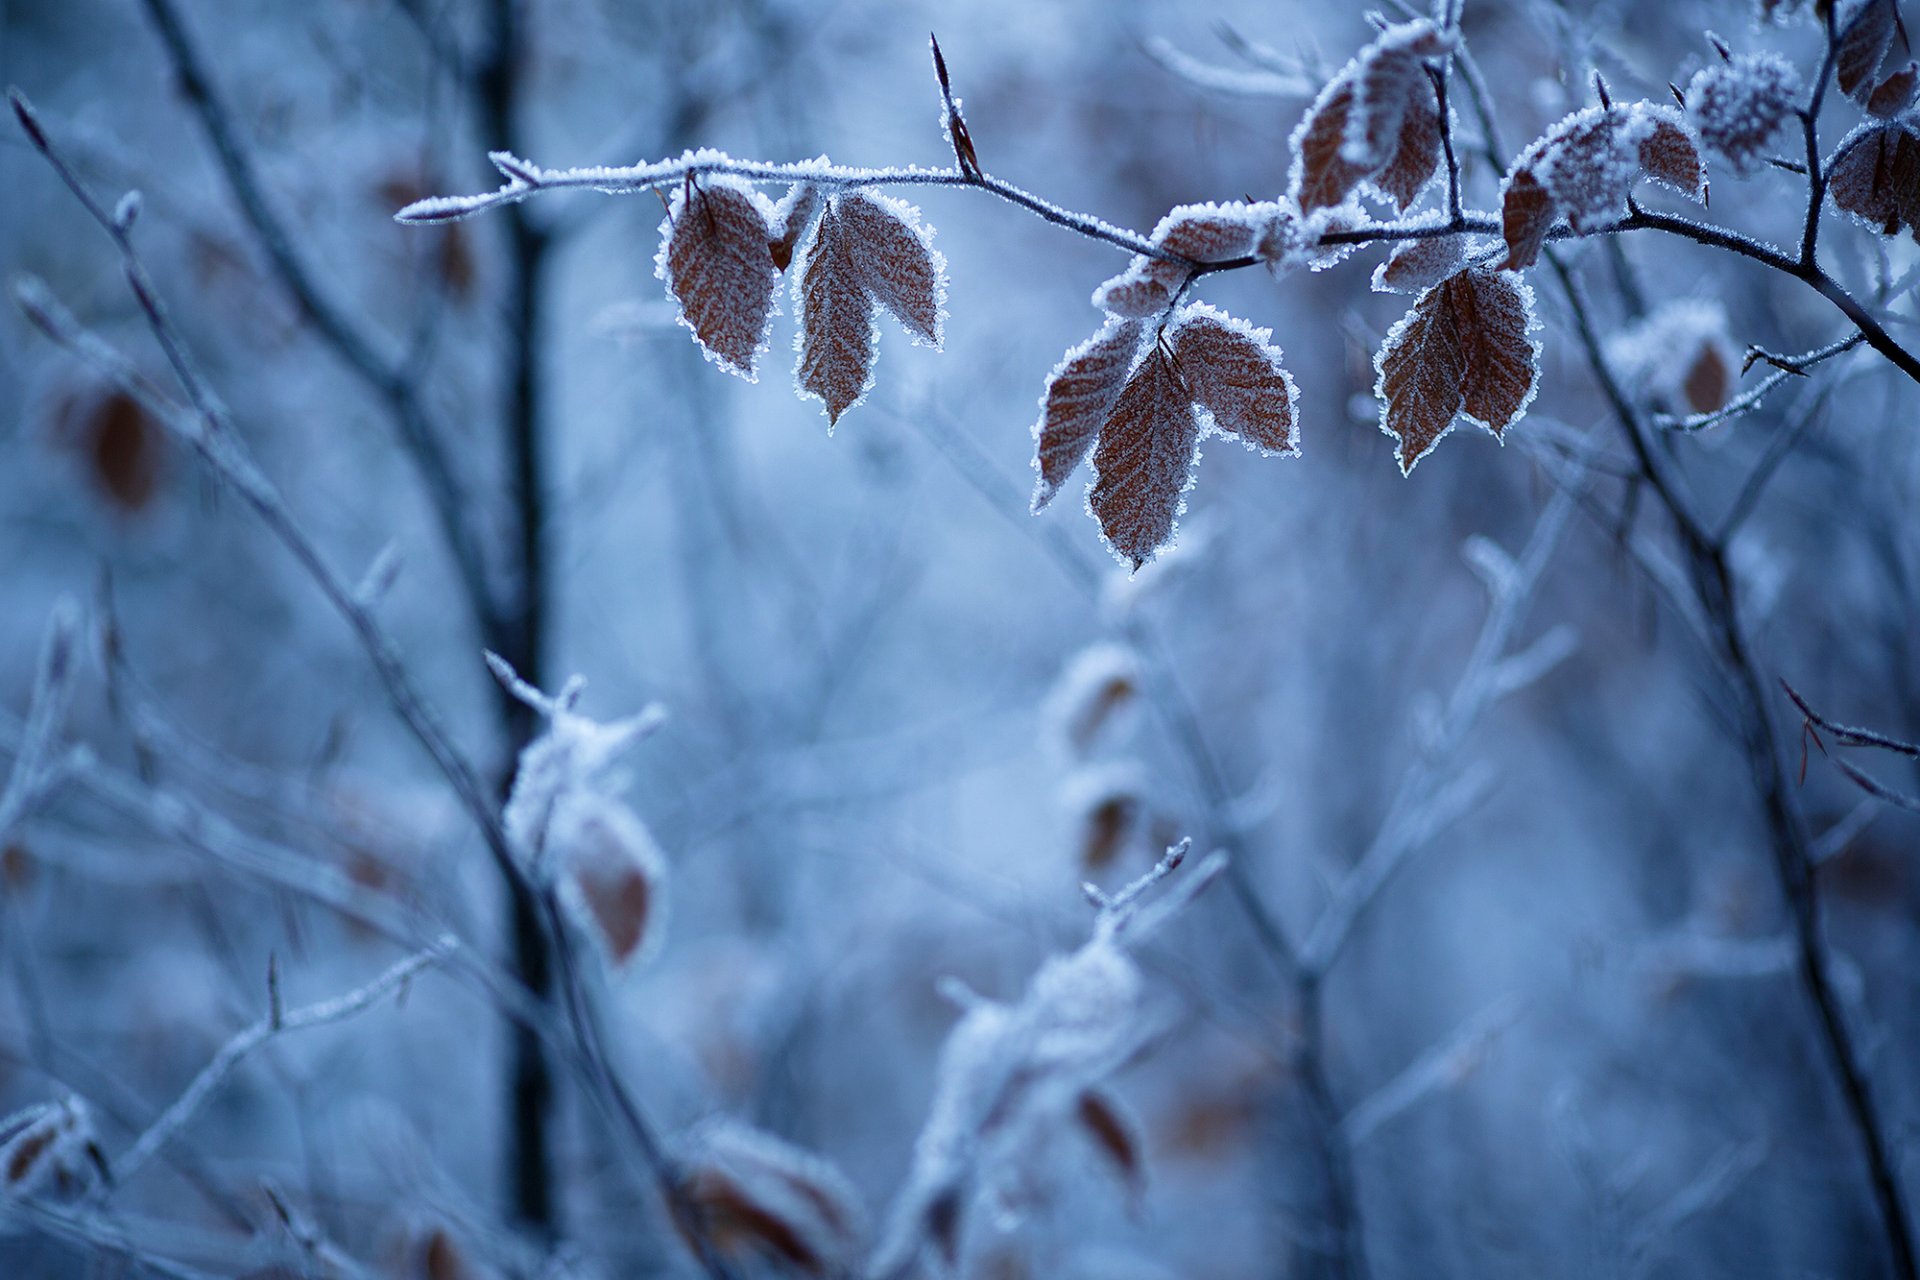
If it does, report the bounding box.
[1370,97,1443,212]
[1376,268,1540,474]
[769,183,823,272]
[1637,115,1707,201]
[1170,305,1298,455]
[1077,1089,1146,1204]
[795,205,878,426]
[1836,0,1899,100]
[1293,80,1369,215]
[554,796,666,968]
[1500,168,1554,269]
[835,192,943,346]
[1868,63,1919,118]
[1374,232,1469,294]
[1829,125,1920,239]
[1092,258,1183,318]
[1089,346,1200,568]
[659,178,778,378]
[689,1169,826,1273]
[676,1121,864,1277]
[1080,793,1138,871]
[1683,343,1734,414]
[1032,319,1143,511]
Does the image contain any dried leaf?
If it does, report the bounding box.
[1376,268,1540,474]
[795,204,878,426]
[769,182,824,271]
[1686,53,1802,173]
[61,389,162,512]
[1500,169,1555,269]
[658,178,779,379]
[835,192,944,346]
[1372,232,1470,294]
[678,1120,865,1277]
[1089,346,1200,567]
[1076,1089,1147,1205]
[1501,104,1705,267]
[1092,258,1184,319]
[1152,203,1266,262]
[552,794,667,968]
[1292,20,1451,214]
[1867,63,1920,118]
[1169,304,1298,455]
[1828,124,1920,238]
[1836,0,1899,100]
[1,1097,97,1199]
[1032,319,1144,511]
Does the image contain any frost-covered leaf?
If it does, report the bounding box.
[1044,643,1144,757]
[1827,122,1920,239]
[1372,232,1471,294]
[1375,268,1540,474]
[1500,104,1706,267]
[1686,53,1801,174]
[1092,257,1184,318]
[1,1097,98,1199]
[1866,62,1919,118]
[551,791,667,968]
[1032,318,1144,511]
[1254,202,1314,278]
[1076,1088,1147,1206]
[1607,299,1740,414]
[657,178,779,379]
[1344,21,1456,170]
[1061,762,1148,870]
[836,192,944,346]
[1169,304,1298,455]
[677,1118,865,1276]
[1836,0,1899,100]
[1292,20,1451,214]
[1150,201,1267,263]
[768,182,823,271]
[793,195,945,426]
[795,204,878,426]
[1089,346,1201,568]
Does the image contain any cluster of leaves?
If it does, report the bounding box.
[562,4,1920,571]
[657,175,944,426]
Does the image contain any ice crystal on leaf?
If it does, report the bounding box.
[675,1117,866,1276]
[795,193,946,427]
[1686,53,1802,175]
[1375,268,1541,474]
[1036,303,1298,568]
[1291,19,1455,215]
[656,177,780,379]
[1828,121,1920,239]
[873,844,1224,1276]
[1835,0,1899,102]
[1372,232,1474,294]
[1607,299,1741,415]
[1500,104,1706,268]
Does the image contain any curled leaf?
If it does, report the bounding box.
[1500,104,1705,267]
[1372,232,1471,295]
[1686,53,1802,173]
[1292,20,1453,214]
[768,182,824,271]
[1836,0,1899,101]
[1827,122,1920,239]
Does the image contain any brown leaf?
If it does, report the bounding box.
[1169,305,1298,455]
[795,204,878,426]
[64,390,162,512]
[1091,258,1184,318]
[1374,232,1470,294]
[1828,125,1920,239]
[1077,1089,1147,1204]
[1836,0,1899,99]
[1293,80,1371,215]
[554,795,666,968]
[688,1169,827,1273]
[835,192,943,345]
[1079,793,1139,871]
[769,183,823,271]
[659,178,779,379]
[1682,342,1733,414]
[1031,319,1143,511]
[676,1121,864,1277]
[1637,115,1707,200]
[1089,346,1201,567]
[1153,204,1264,262]
[1376,268,1540,474]
[1370,96,1443,212]
[1868,63,1920,117]
[1500,169,1555,270]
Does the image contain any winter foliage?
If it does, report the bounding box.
[8,1,1920,1278]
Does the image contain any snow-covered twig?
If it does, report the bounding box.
[1653,333,1863,432]
[0,603,87,843]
